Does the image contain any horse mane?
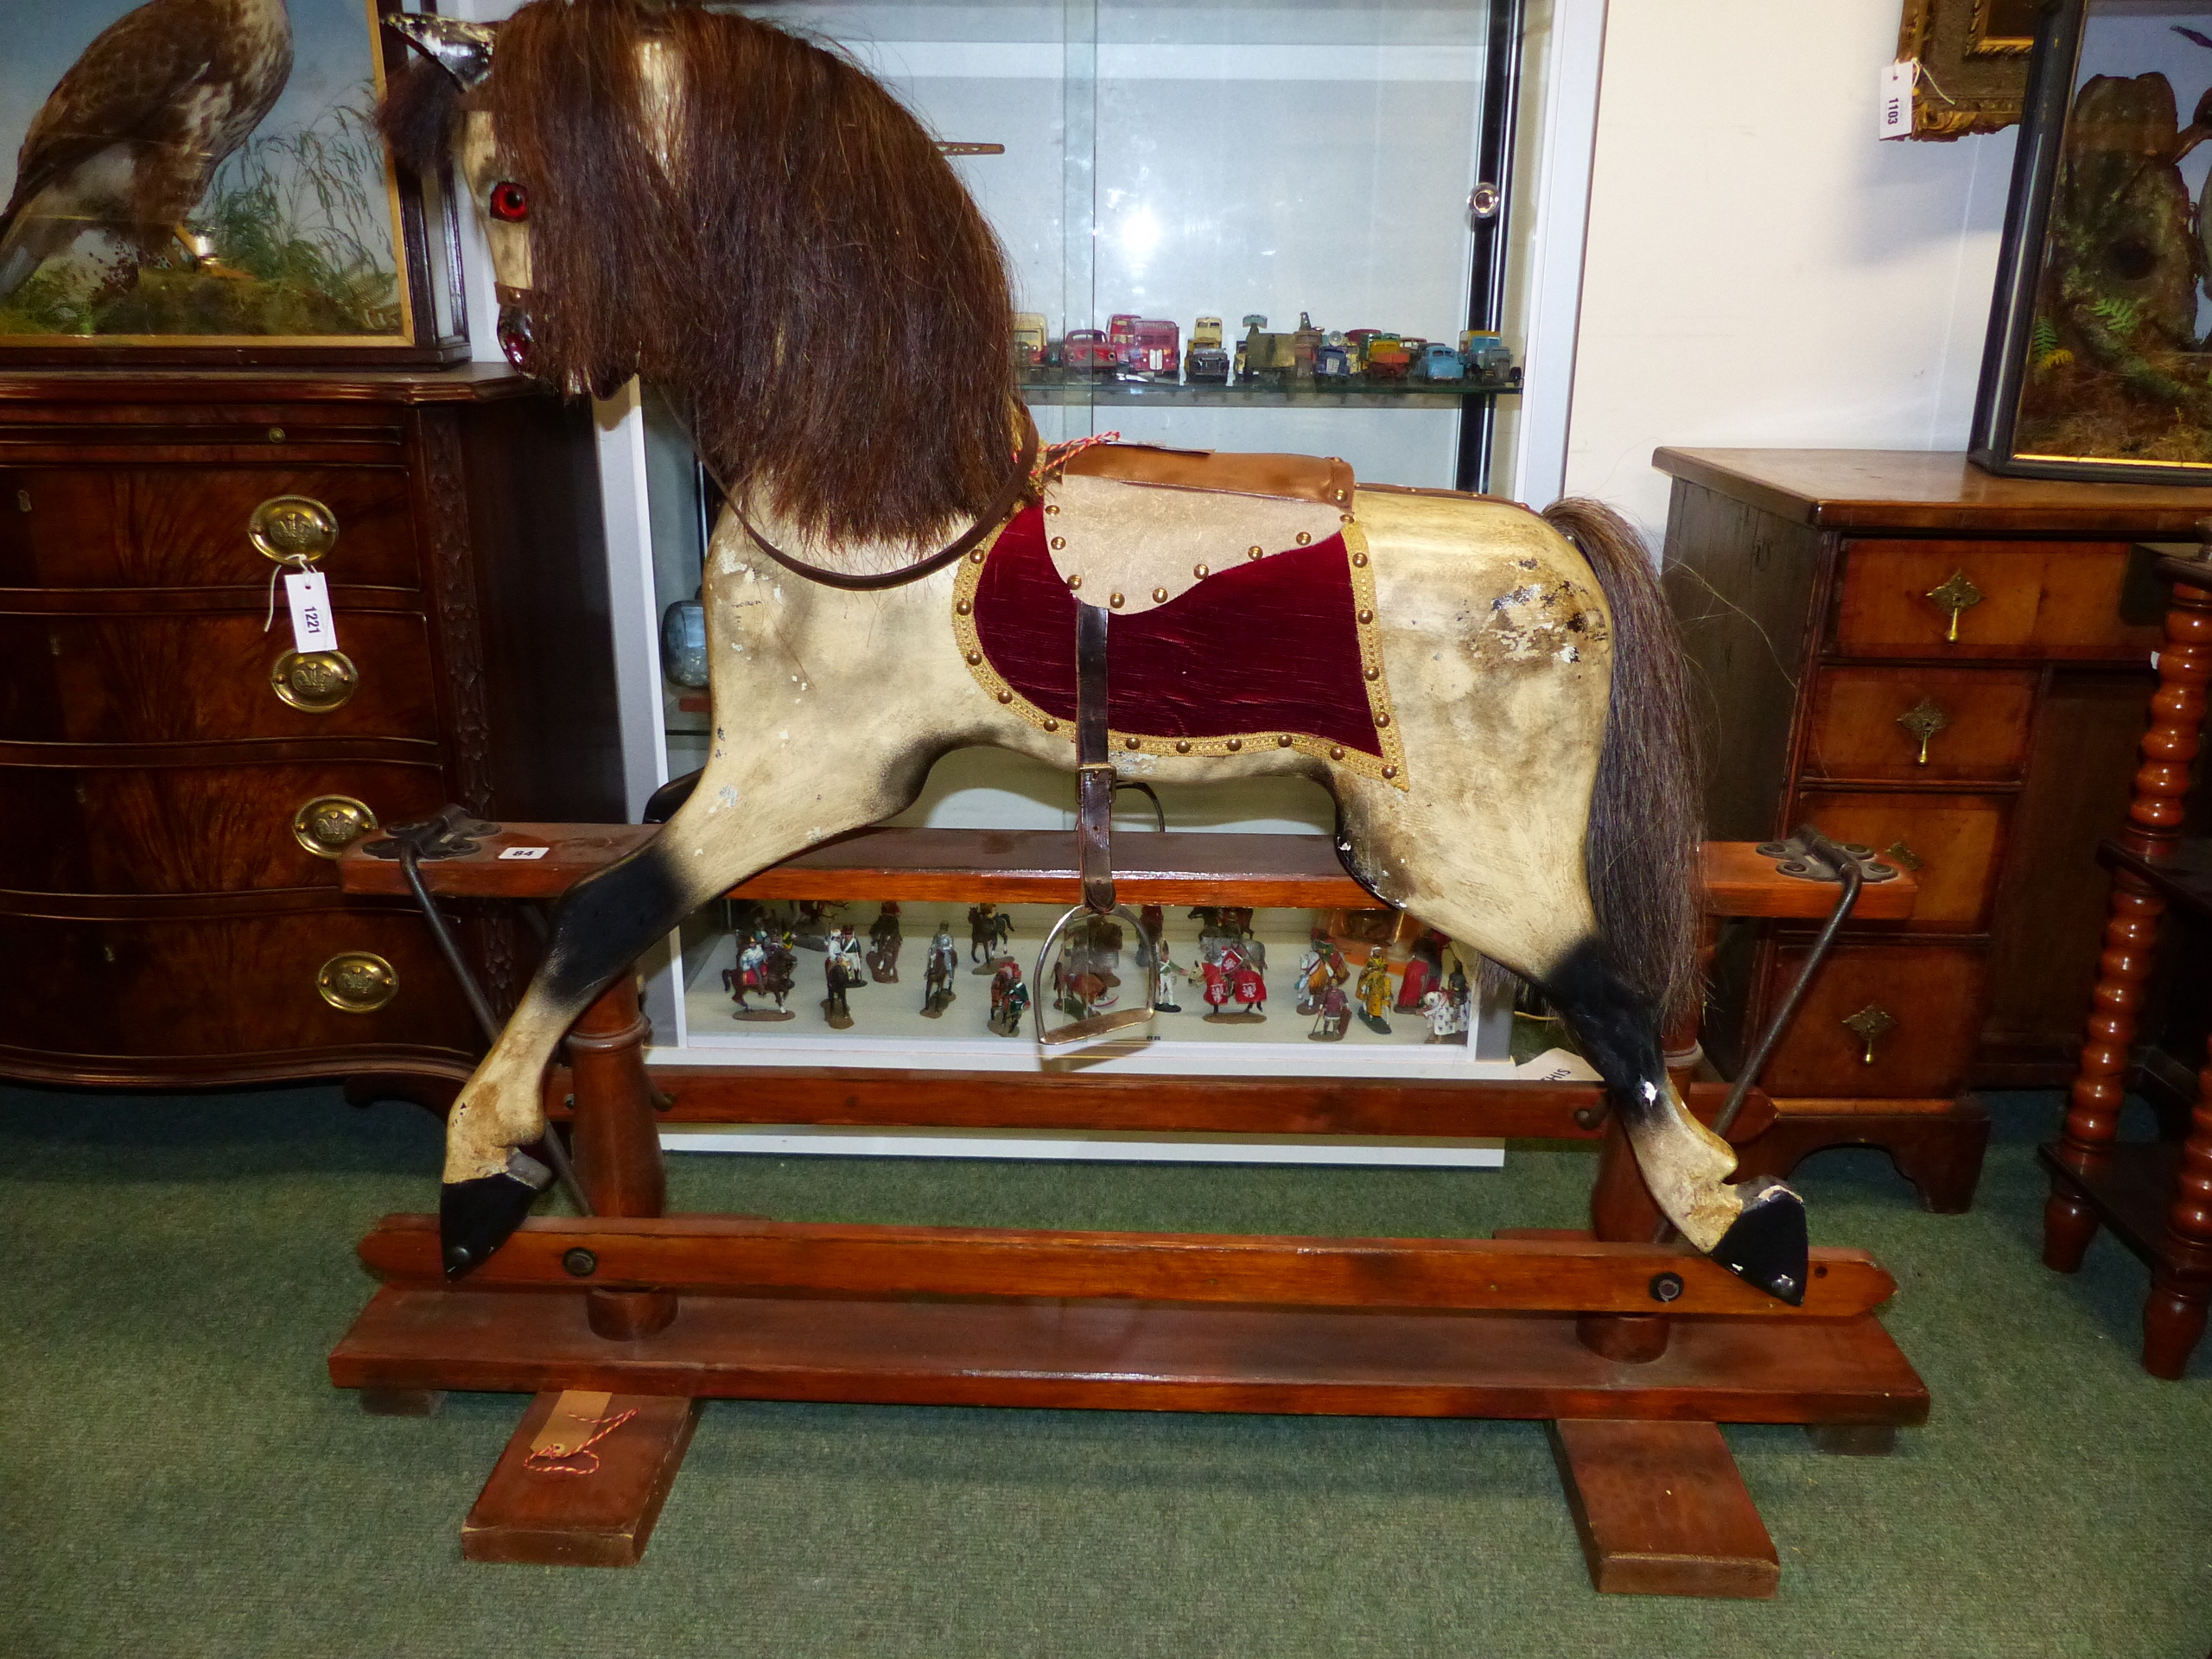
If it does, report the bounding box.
[394,0,1021,553]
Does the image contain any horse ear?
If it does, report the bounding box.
[386,14,499,90]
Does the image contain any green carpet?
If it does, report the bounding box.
[2,1082,2205,1659]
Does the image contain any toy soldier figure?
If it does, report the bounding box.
[823,925,866,1029]
[968,901,1014,970]
[920,923,959,1018]
[1309,982,1350,1042]
[867,902,903,982]
[1354,956,1395,1036]
[1141,905,1181,1013]
[725,928,798,1021]
[1420,986,1467,1045]
[987,959,1030,1037]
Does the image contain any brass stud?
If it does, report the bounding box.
[1045,503,1060,515]
[1066,574,1081,590]
[1351,552,1369,568]
[966,651,982,665]
[1043,718,1059,732]
[1294,531,1312,546]
[1329,746,1345,760]
[956,599,972,616]
[1175,740,1192,753]
[1357,608,1374,624]
[1332,489,1347,502]
[1340,513,1354,524]
[1050,535,1067,550]
[1382,765,1397,779]
[1247,545,1264,560]
[1363,666,1380,682]
[1375,713,1391,728]
[1109,592,1125,609]
[1124,735,1141,750]
[1225,737,1242,752]
[1152,587,1168,603]
[1276,734,1293,747]
[997,690,1014,703]
[1193,563,1210,579]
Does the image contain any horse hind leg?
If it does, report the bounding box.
[1346,829,1808,1303]
[1537,940,1808,1304]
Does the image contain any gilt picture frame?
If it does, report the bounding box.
[1896,0,2035,138]
[0,0,465,365]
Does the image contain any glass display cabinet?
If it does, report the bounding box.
[620,0,1586,1101]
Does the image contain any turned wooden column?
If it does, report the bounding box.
[1578,1117,1673,1362]
[567,975,677,1340]
[2145,1041,2212,1378]
[2046,570,2212,1272]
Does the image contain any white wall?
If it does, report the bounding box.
[1561,0,2019,543]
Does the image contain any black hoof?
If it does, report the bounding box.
[440,1156,550,1279]
[1710,1176,1808,1305]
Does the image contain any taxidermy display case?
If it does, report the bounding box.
[1972,0,2212,480]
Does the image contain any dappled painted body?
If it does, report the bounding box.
[382,3,1806,1302]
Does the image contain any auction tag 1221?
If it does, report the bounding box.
[283,569,339,654]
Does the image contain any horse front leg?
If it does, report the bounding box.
[438,745,937,1276]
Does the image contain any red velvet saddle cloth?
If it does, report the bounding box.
[961,501,1399,780]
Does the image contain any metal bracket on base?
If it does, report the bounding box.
[1756,836,1899,885]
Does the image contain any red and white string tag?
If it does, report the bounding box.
[523,1389,638,1478]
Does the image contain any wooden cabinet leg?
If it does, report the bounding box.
[567,976,678,1342]
[2042,1190,2100,1273]
[2145,1048,2212,1379]
[2143,1271,2209,1381]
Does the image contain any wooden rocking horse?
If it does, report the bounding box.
[378,2,1807,1303]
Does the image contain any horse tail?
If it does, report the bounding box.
[1541,497,1701,1028]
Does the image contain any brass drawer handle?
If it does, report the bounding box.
[249,495,339,565]
[1897,696,1949,765]
[1924,569,1984,642]
[270,648,358,712]
[293,795,378,858]
[318,951,397,1012]
[1841,1002,1897,1065]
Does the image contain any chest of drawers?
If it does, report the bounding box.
[1657,448,2205,1206]
[0,367,623,1091]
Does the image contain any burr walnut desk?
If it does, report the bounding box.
[1656,448,2204,1211]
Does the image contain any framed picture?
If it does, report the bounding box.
[0,0,465,365]
[1970,0,2212,483]
[1895,0,2034,138]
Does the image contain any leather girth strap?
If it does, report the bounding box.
[1075,601,1115,914]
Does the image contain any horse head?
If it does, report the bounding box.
[383,16,540,373]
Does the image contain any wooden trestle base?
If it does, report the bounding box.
[328,830,1929,1593]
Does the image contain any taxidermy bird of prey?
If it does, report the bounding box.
[0,0,295,303]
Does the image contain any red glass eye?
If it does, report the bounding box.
[488,181,529,222]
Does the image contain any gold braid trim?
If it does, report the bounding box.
[950,514,1408,791]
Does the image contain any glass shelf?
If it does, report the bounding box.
[1020,376,1522,410]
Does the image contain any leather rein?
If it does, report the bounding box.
[731,410,1042,593]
